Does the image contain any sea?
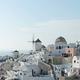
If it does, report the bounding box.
[0,50,30,56]
[0,51,12,56]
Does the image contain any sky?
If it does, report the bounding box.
[0,0,80,50]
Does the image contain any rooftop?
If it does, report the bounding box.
[35,38,42,43]
[55,36,67,44]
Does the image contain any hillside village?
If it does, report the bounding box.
[0,36,80,80]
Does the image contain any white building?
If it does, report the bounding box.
[12,50,19,59]
[34,38,42,51]
[72,56,80,68]
[47,44,54,52]
[53,63,72,78]
[47,36,67,56]
[55,36,67,50]
[68,43,76,48]
[47,36,77,57]
[12,61,40,80]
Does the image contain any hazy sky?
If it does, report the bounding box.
[0,0,80,50]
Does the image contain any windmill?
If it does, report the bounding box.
[28,35,35,51]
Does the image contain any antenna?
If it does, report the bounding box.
[76,41,80,48]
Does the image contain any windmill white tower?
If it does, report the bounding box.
[28,35,42,51]
[34,38,42,51]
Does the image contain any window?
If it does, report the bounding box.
[79,70,80,75]
[15,74,18,76]
[55,67,57,71]
[56,47,58,49]
[59,46,61,49]
[77,61,79,63]
[74,60,76,63]
[61,70,65,76]
[24,73,26,75]
[68,50,70,53]
[68,46,69,48]
[20,73,22,75]
[14,71,17,72]
[48,59,52,63]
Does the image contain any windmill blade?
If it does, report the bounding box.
[32,34,35,43]
[27,34,36,51]
[27,34,35,43]
[27,41,33,43]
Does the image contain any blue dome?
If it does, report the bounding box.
[55,36,67,44]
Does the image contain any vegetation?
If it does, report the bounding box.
[65,75,80,80]
[53,58,62,65]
